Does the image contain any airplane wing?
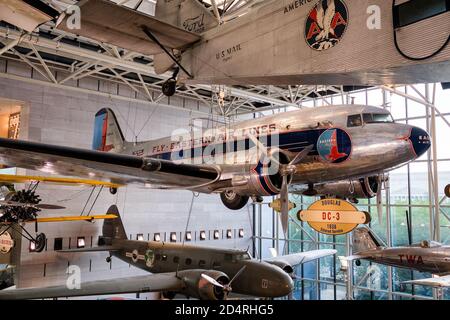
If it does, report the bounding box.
[266,249,337,266]
[0,138,220,190]
[402,275,450,288]
[0,272,183,300]
[56,246,120,253]
[56,0,201,55]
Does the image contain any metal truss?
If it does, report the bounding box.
[0,0,348,117]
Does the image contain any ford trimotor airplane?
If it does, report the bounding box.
[2,0,449,96]
[0,205,336,300]
[344,227,450,288]
[0,105,431,234]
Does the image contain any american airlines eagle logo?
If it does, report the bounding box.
[317,129,351,164]
[305,0,348,51]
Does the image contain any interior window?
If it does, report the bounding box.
[347,114,363,127]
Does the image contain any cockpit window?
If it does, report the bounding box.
[363,113,394,124]
[234,253,251,261]
[347,114,363,127]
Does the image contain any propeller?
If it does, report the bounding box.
[201,265,247,294]
[248,133,313,238]
[279,145,314,236]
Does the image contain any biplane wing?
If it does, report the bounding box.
[31,214,118,223]
[0,173,123,188]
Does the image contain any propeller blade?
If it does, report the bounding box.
[247,134,281,167]
[280,174,289,237]
[35,204,66,210]
[201,274,224,288]
[376,176,383,222]
[289,145,314,166]
[228,265,247,287]
[0,201,65,210]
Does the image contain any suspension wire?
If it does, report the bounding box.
[80,186,96,216]
[176,192,197,277]
[86,186,104,217]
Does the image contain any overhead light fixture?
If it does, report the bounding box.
[136,234,144,241]
[238,229,244,238]
[185,232,192,241]
[154,233,161,242]
[213,230,220,240]
[77,237,85,248]
[226,229,233,239]
[200,231,206,240]
[170,232,177,242]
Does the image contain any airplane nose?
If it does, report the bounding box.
[276,273,294,297]
[409,127,431,157]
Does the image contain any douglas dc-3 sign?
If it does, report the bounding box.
[298,198,371,235]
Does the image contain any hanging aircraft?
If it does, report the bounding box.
[0,105,431,236]
[343,227,450,288]
[1,0,449,95]
[0,174,122,252]
[0,205,336,300]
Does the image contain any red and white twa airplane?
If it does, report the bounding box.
[0,105,431,233]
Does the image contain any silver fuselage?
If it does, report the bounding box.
[359,246,450,275]
[117,105,429,194]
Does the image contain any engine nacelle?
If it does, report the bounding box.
[231,150,291,197]
[178,270,230,300]
[296,176,380,200]
[266,260,294,275]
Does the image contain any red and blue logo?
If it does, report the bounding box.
[317,128,351,163]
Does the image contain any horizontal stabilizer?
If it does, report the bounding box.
[56,0,200,55]
[57,246,119,253]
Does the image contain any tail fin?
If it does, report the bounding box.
[155,0,218,34]
[102,205,127,240]
[92,108,125,153]
[352,227,382,254]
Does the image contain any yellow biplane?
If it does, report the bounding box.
[0,173,123,252]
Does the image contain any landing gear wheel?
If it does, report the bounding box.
[445,184,450,198]
[355,259,361,267]
[220,191,249,210]
[34,233,46,253]
[106,256,112,263]
[109,187,118,195]
[162,78,177,97]
[161,291,176,300]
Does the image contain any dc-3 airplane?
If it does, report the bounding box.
[2,0,449,96]
[345,227,450,288]
[0,205,336,300]
[0,105,431,234]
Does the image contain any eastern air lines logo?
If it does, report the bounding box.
[305,0,349,51]
[317,128,351,164]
